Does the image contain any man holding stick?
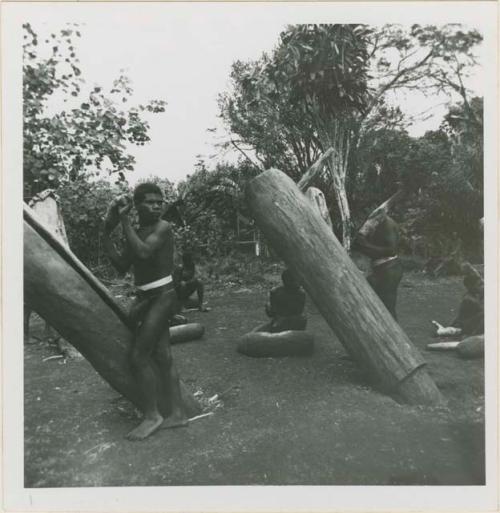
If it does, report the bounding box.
[103,183,187,440]
[352,190,404,320]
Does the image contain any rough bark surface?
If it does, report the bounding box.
[305,187,333,229]
[24,205,200,417]
[246,169,443,405]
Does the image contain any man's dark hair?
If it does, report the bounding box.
[133,183,163,205]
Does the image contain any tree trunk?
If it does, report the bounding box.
[23,205,200,418]
[321,124,352,250]
[333,172,352,251]
[245,169,443,406]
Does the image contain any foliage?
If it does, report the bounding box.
[350,128,414,222]
[220,24,374,248]
[219,24,372,177]
[363,24,482,127]
[23,23,166,197]
[57,179,130,269]
[220,23,484,249]
[171,160,259,257]
[421,97,483,257]
[353,97,483,260]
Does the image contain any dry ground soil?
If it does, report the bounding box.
[24,272,485,486]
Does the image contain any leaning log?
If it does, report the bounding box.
[297,147,335,192]
[305,187,333,229]
[23,205,200,417]
[246,169,443,405]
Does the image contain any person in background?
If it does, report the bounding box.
[255,269,307,333]
[173,253,210,312]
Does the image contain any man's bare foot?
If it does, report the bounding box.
[125,414,163,441]
[160,412,189,430]
[199,306,211,312]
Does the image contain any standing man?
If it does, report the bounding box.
[103,183,187,441]
[352,191,404,321]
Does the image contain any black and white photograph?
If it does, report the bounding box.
[1,1,498,511]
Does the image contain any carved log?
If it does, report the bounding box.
[238,331,314,358]
[23,205,200,417]
[170,323,205,345]
[246,169,443,405]
[305,187,333,229]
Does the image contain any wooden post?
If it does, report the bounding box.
[246,169,443,406]
[297,147,335,192]
[24,205,200,417]
[305,187,333,229]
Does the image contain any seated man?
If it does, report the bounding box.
[173,253,210,312]
[432,269,484,337]
[255,269,307,333]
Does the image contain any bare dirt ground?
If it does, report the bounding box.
[24,272,485,487]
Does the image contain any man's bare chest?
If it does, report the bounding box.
[137,225,155,240]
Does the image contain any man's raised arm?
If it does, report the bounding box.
[102,202,132,275]
[121,216,172,260]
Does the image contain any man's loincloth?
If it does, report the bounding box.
[130,276,176,327]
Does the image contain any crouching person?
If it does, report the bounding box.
[103,183,187,441]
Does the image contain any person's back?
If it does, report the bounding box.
[264,269,307,332]
[269,285,305,318]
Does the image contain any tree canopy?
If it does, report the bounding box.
[219,23,483,249]
[23,23,167,197]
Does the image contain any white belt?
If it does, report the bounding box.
[373,255,398,267]
[136,275,173,291]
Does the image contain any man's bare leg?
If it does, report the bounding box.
[154,324,188,429]
[126,296,173,441]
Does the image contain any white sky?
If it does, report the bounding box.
[24,3,486,185]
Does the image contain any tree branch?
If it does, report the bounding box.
[230,140,264,171]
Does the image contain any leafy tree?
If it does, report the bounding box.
[57,179,129,270]
[171,160,259,257]
[23,23,167,197]
[350,128,414,220]
[429,97,483,256]
[220,24,372,248]
[220,23,483,249]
